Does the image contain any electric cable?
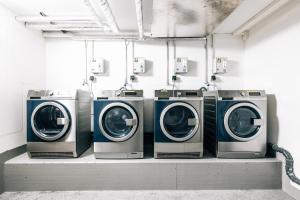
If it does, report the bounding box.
[272,144,300,185]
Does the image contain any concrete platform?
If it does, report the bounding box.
[0,190,295,200]
[4,149,282,191]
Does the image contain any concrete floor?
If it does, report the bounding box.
[0,190,295,200]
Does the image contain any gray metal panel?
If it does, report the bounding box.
[93,99,144,158]
[150,0,242,37]
[154,98,204,158]
[27,94,92,158]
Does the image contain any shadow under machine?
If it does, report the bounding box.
[154,90,203,158]
[27,90,92,158]
[204,90,267,158]
[93,90,144,159]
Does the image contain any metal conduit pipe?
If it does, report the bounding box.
[15,16,95,23]
[166,40,170,87]
[272,144,300,185]
[84,0,119,33]
[135,0,144,39]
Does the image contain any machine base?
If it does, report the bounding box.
[95,152,143,159]
[27,142,89,158]
[217,151,266,159]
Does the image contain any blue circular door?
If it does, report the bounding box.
[224,103,263,141]
[31,102,70,141]
[160,102,199,142]
[103,107,133,138]
[99,102,138,142]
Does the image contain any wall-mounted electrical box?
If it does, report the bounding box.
[133,57,146,74]
[214,57,228,74]
[175,57,188,74]
[90,58,105,74]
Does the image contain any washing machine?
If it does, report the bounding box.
[204,90,267,158]
[93,90,144,159]
[154,90,203,158]
[27,89,92,158]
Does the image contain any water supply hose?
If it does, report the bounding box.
[272,144,300,185]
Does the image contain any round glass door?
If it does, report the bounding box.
[160,102,199,142]
[31,102,70,141]
[224,102,263,141]
[99,102,138,142]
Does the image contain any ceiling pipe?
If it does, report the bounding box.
[84,0,119,33]
[32,27,107,32]
[26,24,109,32]
[43,31,138,39]
[15,16,95,23]
[42,31,207,41]
[134,0,144,39]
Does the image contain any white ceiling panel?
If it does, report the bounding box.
[150,0,242,37]
[0,0,91,16]
[108,0,138,32]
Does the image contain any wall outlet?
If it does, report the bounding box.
[214,57,228,74]
[133,57,146,74]
[90,58,105,74]
[175,57,188,74]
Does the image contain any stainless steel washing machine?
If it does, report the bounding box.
[93,90,144,159]
[204,90,267,158]
[27,89,92,158]
[154,90,203,158]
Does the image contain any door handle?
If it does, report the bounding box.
[253,119,263,126]
[125,118,137,126]
[188,118,197,126]
[57,118,67,125]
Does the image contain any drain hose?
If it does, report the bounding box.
[272,144,300,185]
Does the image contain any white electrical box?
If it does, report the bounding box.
[133,57,146,74]
[175,57,188,74]
[90,58,105,74]
[214,57,228,74]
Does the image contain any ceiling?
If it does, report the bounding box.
[0,0,263,38]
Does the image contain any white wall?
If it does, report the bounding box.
[0,4,46,153]
[244,1,300,197]
[45,36,244,96]
[45,35,244,133]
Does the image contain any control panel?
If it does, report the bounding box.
[218,90,265,99]
[155,90,202,98]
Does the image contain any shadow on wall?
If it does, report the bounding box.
[223,60,240,77]
[213,60,241,84]
[267,94,279,145]
[246,0,300,48]
[183,60,198,77]
[139,60,154,77]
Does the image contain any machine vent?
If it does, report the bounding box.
[204,96,217,155]
[30,152,74,158]
[156,152,201,159]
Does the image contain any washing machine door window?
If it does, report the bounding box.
[224,102,263,142]
[31,102,70,141]
[160,102,199,142]
[99,102,138,142]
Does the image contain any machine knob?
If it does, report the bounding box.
[240,92,246,97]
